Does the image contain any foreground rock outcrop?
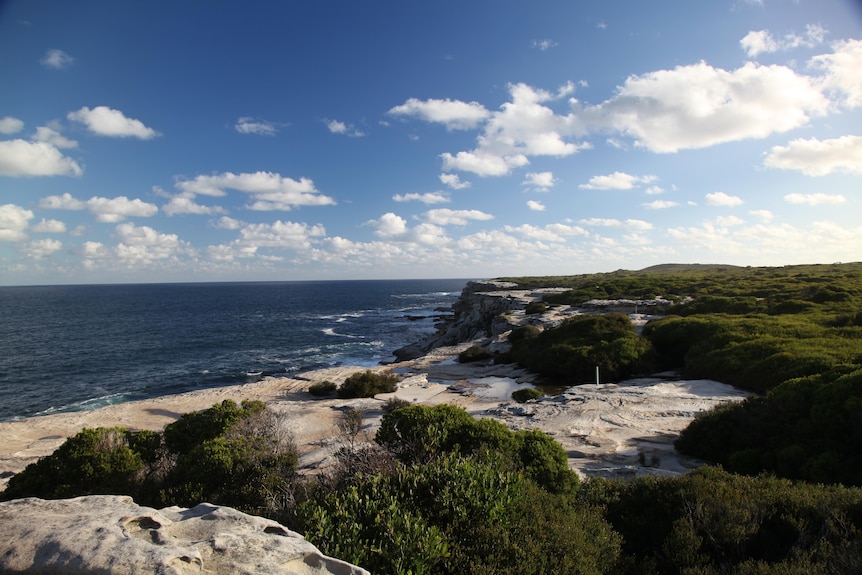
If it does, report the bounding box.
[0,495,369,575]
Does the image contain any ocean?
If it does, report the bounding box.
[0,279,468,422]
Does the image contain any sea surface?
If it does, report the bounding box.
[0,279,468,422]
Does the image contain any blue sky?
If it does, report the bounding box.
[1,0,860,285]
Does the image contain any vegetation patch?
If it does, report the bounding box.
[457,345,491,363]
[512,387,543,402]
[336,370,398,398]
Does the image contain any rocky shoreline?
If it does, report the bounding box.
[0,280,746,491]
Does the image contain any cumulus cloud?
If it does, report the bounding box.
[235,220,326,250]
[439,173,471,189]
[579,218,653,230]
[67,106,159,139]
[581,61,829,153]
[325,119,364,137]
[527,200,545,211]
[810,39,862,107]
[211,216,245,230]
[705,192,744,207]
[0,204,34,241]
[423,208,493,226]
[0,140,82,177]
[749,209,774,222]
[740,25,827,58]
[38,192,86,210]
[764,135,862,176]
[643,200,678,209]
[32,126,78,149]
[579,172,657,190]
[114,223,186,264]
[388,98,490,130]
[162,196,227,216]
[503,223,588,242]
[175,171,336,211]
[31,218,67,233]
[87,196,159,222]
[23,238,62,259]
[392,192,450,204]
[40,49,74,69]
[440,150,528,177]
[0,117,24,134]
[784,193,846,206]
[522,171,557,191]
[367,212,408,238]
[235,117,278,135]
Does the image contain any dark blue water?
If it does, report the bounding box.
[0,279,467,422]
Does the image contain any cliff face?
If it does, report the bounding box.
[0,495,369,575]
[394,280,527,360]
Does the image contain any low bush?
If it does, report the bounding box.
[337,370,398,398]
[308,380,337,396]
[458,345,491,363]
[525,301,548,314]
[512,387,542,402]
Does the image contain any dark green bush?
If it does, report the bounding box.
[336,370,398,398]
[458,345,491,363]
[511,314,651,383]
[308,380,337,396]
[512,387,543,402]
[525,301,548,314]
[508,324,541,342]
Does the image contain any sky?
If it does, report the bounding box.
[1,0,860,285]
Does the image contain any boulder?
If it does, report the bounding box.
[0,495,368,575]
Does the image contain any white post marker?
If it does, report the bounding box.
[596,365,600,387]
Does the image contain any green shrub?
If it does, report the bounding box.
[336,370,398,398]
[308,380,337,396]
[525,301,548,314]
[508,324,541,342]
[458,345,491,363]
[512,387,543,402]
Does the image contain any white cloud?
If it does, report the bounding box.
[579,171,657,190]
[235,117,278,136]
[579,218,653,230]
[440,150,528,177]
[749,209,774,222]
[87,196,159,222]
[716,215,745,227]
[645,185,665,195]
[643,200,678,209]
[367,212,408,238]
[505,223,588,242]
[764,135,862,176]
[388,98,490,130]
[325,118,364,137]
[32,126,78,149]
[784,193,846,206]
[810,39,862,107]
[0,204,33,241]
[175,171,336,210]
[527,200,545,211]
[163,196,227,216]
[114,223,186,264]
[705,192,744,207]
[740,25,827,58]
[40,49,74,69]
[211,216,245,230]
[392,192,450,204]
[31,218,67,233]
[0,117,24,134]
[424,208,493,226]
[23,238,62,259]
[67,106,159,139]
[0,140,82,177]
[522,171,557,191]
[439,173,471,189]
[39,192,86,210]
[532,39,557,51]
[582,61,829,152]
[235,220,326,250]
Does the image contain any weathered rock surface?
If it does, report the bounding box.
[0,495,369,575]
